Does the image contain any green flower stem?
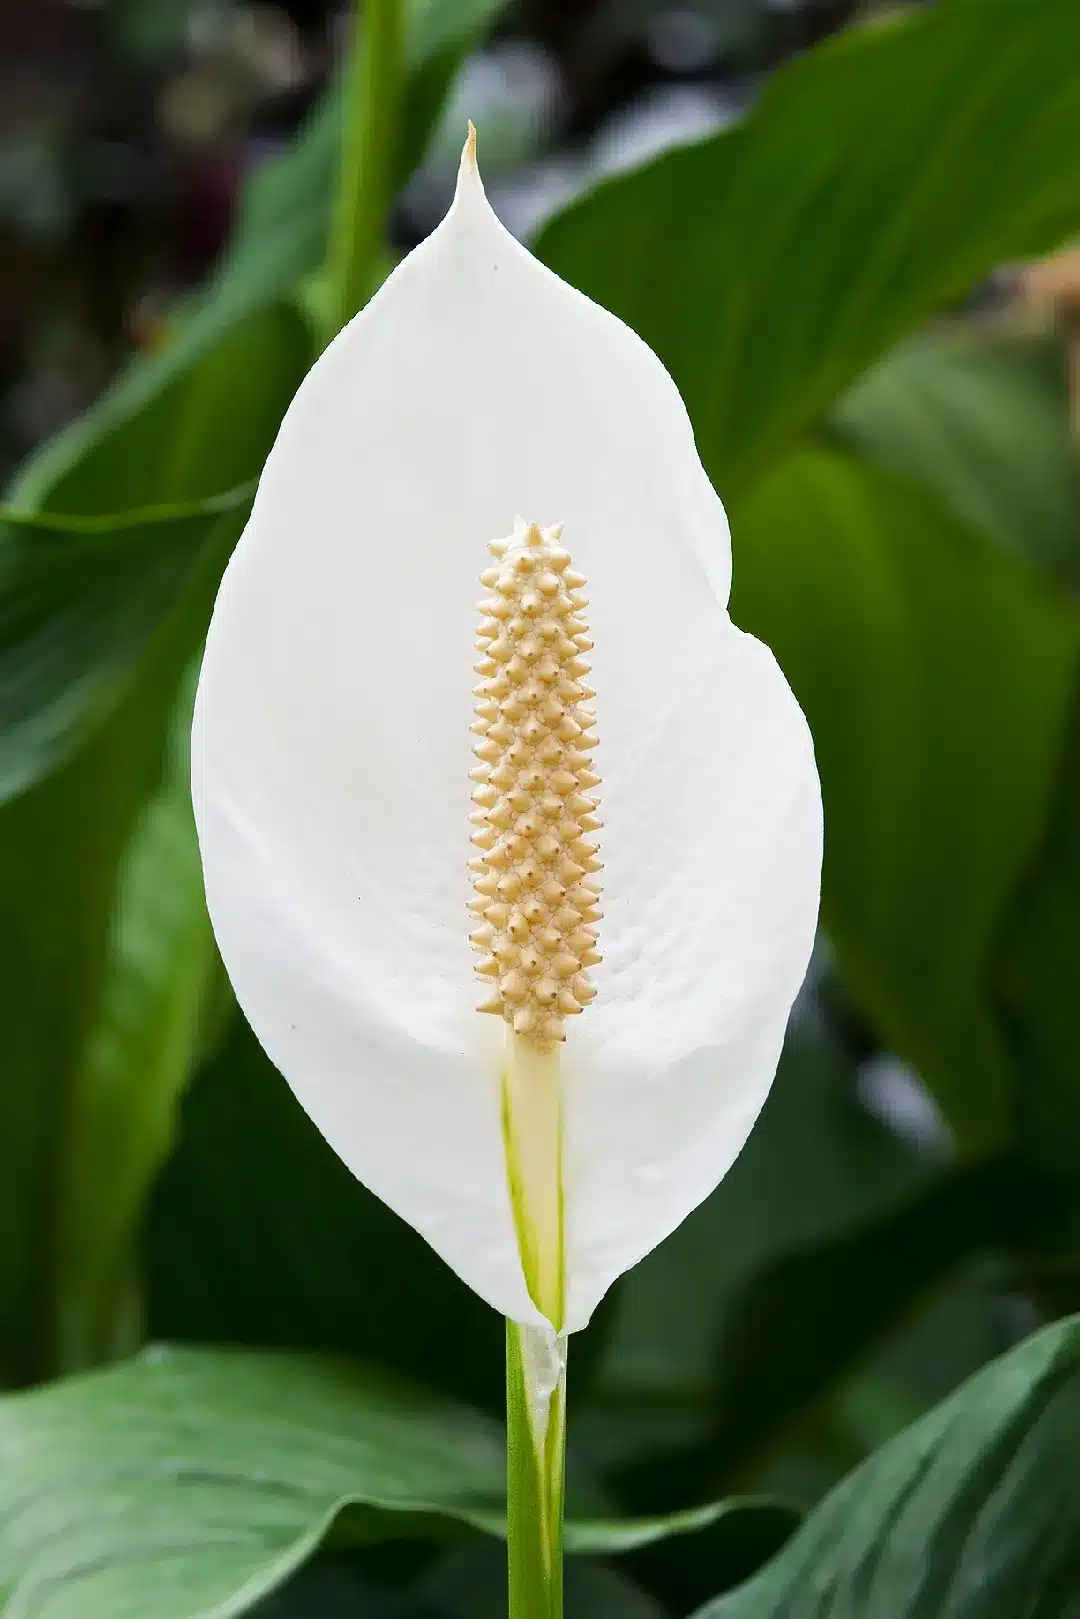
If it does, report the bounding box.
[324,0,404,345]
[507,1321,566,1619]
[503,1032,567,1617]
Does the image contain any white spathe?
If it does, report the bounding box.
[191,133,822,1334]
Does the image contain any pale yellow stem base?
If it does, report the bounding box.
[502,1029,568,1619]
[501,1029,566,1332]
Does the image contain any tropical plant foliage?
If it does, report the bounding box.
[3,0,1080,1613]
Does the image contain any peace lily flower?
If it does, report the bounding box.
[192,125,821,1604]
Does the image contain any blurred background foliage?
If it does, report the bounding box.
[4,0,1080,1615]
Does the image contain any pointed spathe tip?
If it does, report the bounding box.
[453,121,492,218]
[451,120,504,233]
[457,121,481,196]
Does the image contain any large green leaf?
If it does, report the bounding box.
[834,329,1080,589]
[0,488,250,803]
[536,0,1080,497]
[830,332,1080,1234]
[695,1313,1080,1618]
[50,685,222,1371]
[0,315,305,1379]
[9,297,311,518]
[0,205,309,1393]
[0,298,307,804]
[0,522,244,1382]
[995,676,1080,1234]
[0,1349,504,1619]
[0,311,291,1382]
[730,446,1080,1147]
[0,1346,767,1619]
[0,493,241,1366]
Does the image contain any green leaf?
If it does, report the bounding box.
[50,684,222,1370]
[694,1313,1080,1618]
[0,489,249,804]
[0,517,243,1382]
[0,1349,505,1619]
[9,301,311,518]
[834,331,1080,1239]
[834,329,1080,589]
[0,252,309,1393]
[0,1347,764,1618]
[536,0,1080,496]
[995,676,1080,1222]
[729,446,1080,1147]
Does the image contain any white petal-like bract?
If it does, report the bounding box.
[192,136,822,1332]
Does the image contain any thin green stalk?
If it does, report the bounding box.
[502,1032,567,1617]
[324,0,405,345]
[507,1321,566,1619]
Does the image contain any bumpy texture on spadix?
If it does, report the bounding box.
[192,131,823,1334]
[470,519,601,1048]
